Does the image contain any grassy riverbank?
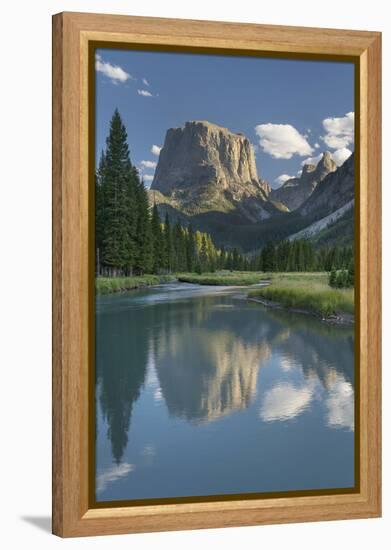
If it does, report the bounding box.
[96,272,355,320]
[177,271,268,286]
[248,272,354,318]
[96,274,175,294]
[96,270,266,295]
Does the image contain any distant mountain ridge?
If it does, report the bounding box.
[270,151,337,211]
[299,152,355,219]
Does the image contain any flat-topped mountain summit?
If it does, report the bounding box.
[151,120,276,222]
[148,120,353,250]
[152,120,259,193]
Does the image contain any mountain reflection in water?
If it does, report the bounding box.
[96,283,355,501]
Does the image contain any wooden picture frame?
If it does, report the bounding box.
[52,11,381,537]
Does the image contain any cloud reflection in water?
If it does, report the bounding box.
[96,462,134,493]
[260,379,316,422]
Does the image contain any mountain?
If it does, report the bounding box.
[148,120,354,250]
[299,153,354,219]
[151,120,282,223]
[289,200,354,243]
[311,207,354,247]
[250,152,355,248]
[269,151,337,211]
[231,152,355,249]
[283,153,355,246]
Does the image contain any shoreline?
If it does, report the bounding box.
[247,295,354,326]
[96,273,354,328]
[177,272,268,286]
[96,271,269,295]
[96,276,268,295]
[96,274,176,295]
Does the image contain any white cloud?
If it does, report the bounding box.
[314,142,320,149]
[138,89,153,97]
[143,174,154,182]
[96,463,134,493]
[95,54,131,83]
[302,153,323,167]
[260,381,315,422]
[255,123,314,159]
[321,112,354,149]
[142,78,150,86]
[151,145,162,156]
[274,174,294,186]
[140,160,157,169]
[332,147,352,166]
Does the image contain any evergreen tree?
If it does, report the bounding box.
[329,266,337,287]
[256,252,263,271]
[219,245,226,270]
[226,251,233,271]
[232,248,240,270]
[186,224,196,272]
[206,235,217,272]
[194,231,203,259]
[173,219,187,271]
[286,243,295,271]
[151,204,164,274]
[133,178,153,275]
[347,258,355,287]
[200,235,209,272]
[336,270,347,288]
[261,242,276,272]
[95,150,107,274]
[163,213,173,273]
[297,240,305,271]
[195,257,202,274]
[98,109,138,274]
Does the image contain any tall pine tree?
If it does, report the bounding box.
[151,204,164,274]
[163,213,173,273]
[95,150,107,274]
[186,224,196,272]
[97,109,138,274]
[133,177,153,275]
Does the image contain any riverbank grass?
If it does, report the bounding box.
[248,272,354,317]
[177,271,268,286]
[96,274,175,294]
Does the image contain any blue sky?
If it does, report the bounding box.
[95,48,354,189]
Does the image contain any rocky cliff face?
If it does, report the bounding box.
[151,120,277,222]
[299,153,354,219]
[270,151,337,211]
[259,179,272,197]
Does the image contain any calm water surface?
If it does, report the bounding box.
[95,283,355,501]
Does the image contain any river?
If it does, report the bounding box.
[95,282,355,502]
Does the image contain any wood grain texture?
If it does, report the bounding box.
[63,11,379,55]
[364,33,382,515]
[52,12,63,537]
[52,12,382,538]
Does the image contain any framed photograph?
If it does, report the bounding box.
[52,12,381,537]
